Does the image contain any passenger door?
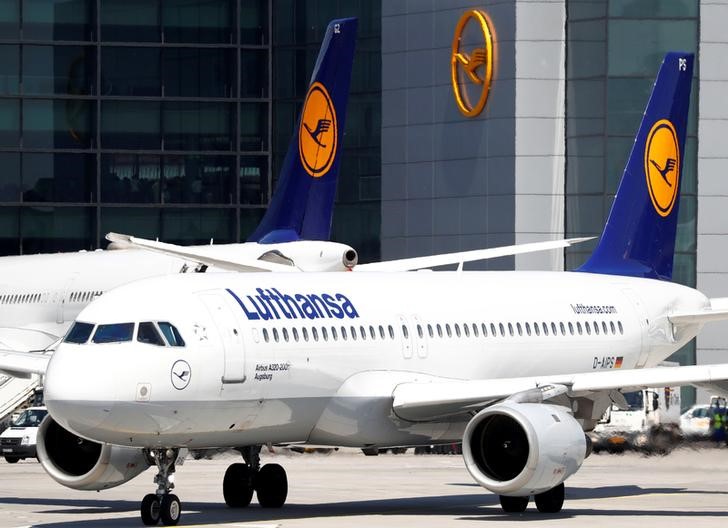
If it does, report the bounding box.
[198,293,245,384]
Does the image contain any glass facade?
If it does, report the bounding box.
[0,0,380,258]
[565,0,699,404]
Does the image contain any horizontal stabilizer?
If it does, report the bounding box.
[356,237,594,272]
[669,298,728,325]
[105,233,296,273]
[393,363,728,421]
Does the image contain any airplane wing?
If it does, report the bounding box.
[355,237,594,272]
[106,233,297,273]
[669,298,728,325]
[0,350,51,378]
[392,363,728,421]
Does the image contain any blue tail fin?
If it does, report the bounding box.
[247,18,358,244]
[576,52,694,281]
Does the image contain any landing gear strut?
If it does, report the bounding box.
[141,448,182,526]
[223,445,288,508]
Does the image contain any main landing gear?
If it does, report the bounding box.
[141,448,182,526]
[223,445,288,509]
[499,483,564,514]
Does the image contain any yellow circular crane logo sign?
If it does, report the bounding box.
[298,82,338,178]
[451,9,494,118]
[644,119,680,217]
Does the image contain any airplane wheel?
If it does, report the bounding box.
[256,463,288,508]
[4,457,19,464]
[499,495,528,513]
[535,483,564,513]
[223,463,254,507]
[160,494,181,526]
[140,493,161,526]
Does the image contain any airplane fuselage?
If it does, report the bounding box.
[0,241,354,351]
[45,271,706,450]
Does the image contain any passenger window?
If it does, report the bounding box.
[618,321,624,334]
[516,323,523,336]
[525,323,531,336]
[272,328,280,342]
[283,328,290,342]
[312,327,319,342]
[360,326,366,340]
[576,322,582,335]
[454,324,461,338]
[427,324,434,338]
[321,327,328,341]
[379,325,385,339]
[542,322,549,336]
[64,322,95,344]
[559,322,566,335]
[585,322,591,335]
[341,326,348,340]
[331,326,338,340]
[508,323,514,337]
[463,324,470,337]
[533,323,539,336]
[302,327,309,341]
[138,322,165,346]
[388,325,395,339]
[293,328,299,341]
[499,323,505,337]
[491,323,497,336]
[593,321,599,335]
[158,322,186,346]
[92,322,135,344]
[445,324,452,338]
[610,321,616,334]
[602,321,608,334]
[263,328,270,342]
[568,322,574,335]
[370,326,376,339]
[473,323,480,337]
[436,324,443,338]
[351,326,357,341]
[402,325,409,339]
[417,325,424,338]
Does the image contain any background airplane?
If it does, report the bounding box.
[28,52,728,526]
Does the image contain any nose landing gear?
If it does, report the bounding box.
[223,445,288,509]
[141,448,182,526]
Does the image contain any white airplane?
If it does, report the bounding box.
[29,52,728,526]
[0,17,588,375]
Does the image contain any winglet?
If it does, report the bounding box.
[577,52,694,280]
[248,18,358,243]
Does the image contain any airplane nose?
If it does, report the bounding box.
[44,344,117,438]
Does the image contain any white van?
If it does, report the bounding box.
[0,407,48,463]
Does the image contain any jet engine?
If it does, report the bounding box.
[462,402,587,496]
[36,416,150,491]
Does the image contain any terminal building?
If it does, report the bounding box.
[0,0,725,405]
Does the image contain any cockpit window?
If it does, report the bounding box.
[138,322,165,346]
[158,322,185,347]
[92,323,135,344]
[64,322,95,344]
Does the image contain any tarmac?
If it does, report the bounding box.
[0,447,726,527]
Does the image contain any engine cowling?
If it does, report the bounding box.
[37,416,150,491]
[462,402,587,496]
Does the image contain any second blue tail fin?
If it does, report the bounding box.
[248,18,358,244]
[577,52,694,281]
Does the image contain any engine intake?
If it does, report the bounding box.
[37,416,150,491]
[463,402,586,496]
